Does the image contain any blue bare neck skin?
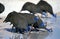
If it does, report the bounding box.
[34,16,39,22]
[42,12,57,18]
[39,22,45,27]
[25,26,31,32]
[42,12,47,17]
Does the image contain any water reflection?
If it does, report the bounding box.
[9,31,50,39]
[29,31,50,39]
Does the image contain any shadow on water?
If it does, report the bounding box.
[28,31,50,39]
[4,28,16,33]
[4,28,51,39]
